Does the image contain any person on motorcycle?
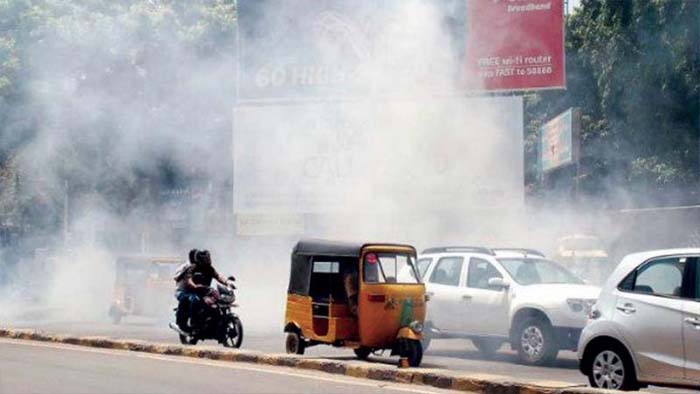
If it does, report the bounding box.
[175,249,232,333]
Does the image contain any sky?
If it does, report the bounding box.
[567,0,581,14]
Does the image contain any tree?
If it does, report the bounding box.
[0,0,237,239]
[526,0,700,207]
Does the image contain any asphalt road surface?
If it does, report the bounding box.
[0,338,463,394]
[4,318,696,393]
[6,319,586,385]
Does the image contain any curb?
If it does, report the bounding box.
[0,328,613,394]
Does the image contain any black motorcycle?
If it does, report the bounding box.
[169,277,243,348]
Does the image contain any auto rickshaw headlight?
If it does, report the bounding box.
[409,320,423,333]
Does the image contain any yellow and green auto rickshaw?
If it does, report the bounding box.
[109,255,183,324]
[284,240,426,367]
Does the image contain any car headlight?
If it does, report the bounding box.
[567,298,596,314]
[409,320,423,333]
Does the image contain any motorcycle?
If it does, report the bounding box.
[169,275,243,348]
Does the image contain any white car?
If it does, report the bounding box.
[418,246,600,365]
[578,248,700,391]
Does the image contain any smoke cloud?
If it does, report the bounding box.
[2,0,694,337]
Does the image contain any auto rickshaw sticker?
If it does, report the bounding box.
[384,297,398,311]
[399,298,414,326]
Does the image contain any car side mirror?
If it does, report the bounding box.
[488,277,510,290]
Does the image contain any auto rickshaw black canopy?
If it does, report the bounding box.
[288,239,416,296]
[294,239,365,258]
[288,240,363,296]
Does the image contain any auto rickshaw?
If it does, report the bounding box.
[284,240,426,367]
[555,234,610,285]
[109,255,183,324]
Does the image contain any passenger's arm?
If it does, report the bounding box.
[185,277,199,290]
[213,268,228,285]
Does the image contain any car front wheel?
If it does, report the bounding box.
[515,317,558,365]
[587,344,639,391]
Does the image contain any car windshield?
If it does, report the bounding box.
[498,258,584,285]
[364,253,420,284]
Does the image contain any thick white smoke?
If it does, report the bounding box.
[0,0,646,335]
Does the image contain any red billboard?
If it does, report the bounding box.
[465,0,565,91]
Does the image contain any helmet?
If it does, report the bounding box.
[188,249,198,264]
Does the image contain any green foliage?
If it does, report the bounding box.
[0,0,236,234]
[526,0,700,206]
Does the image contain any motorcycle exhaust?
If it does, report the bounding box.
[168,322,190,337]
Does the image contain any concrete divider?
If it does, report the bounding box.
[0,328,614,394]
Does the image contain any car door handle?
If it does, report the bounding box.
[462,294,473,301]
[616,303,636,314]
[684,317,700,330]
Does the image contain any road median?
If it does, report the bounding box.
[0,328,612,394]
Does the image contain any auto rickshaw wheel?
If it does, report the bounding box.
[405,340,423,367]
[285,332,305,355]
[353,346,372,360]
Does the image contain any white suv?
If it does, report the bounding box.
[418,246,600,365]
[578,249,700,391]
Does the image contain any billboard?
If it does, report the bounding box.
[465,0,566,91]
[237,0,565,98]
[237,0,368,100]
[236,0,464,101]
[539,108,580,173]
[233,96,524,215]
[235,214,305,236]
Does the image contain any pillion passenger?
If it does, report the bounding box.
[174,249,232,333]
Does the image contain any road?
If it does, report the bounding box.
[6,319,586,386]
[4,319,695,393]
[0,338,462,394]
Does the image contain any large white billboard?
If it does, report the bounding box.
[233,96,523,217]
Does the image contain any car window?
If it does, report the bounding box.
[416,258,432,280]
[429,257,464,287]
[694,258,700,299]
[620,256,687,297]
[498,258,583,285]
[467,258,502,289]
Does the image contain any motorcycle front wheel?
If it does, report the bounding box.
[179,335,198,345]
[223,317,243,348]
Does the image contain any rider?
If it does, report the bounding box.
[341,261,358,316]
[175,249,231,333]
